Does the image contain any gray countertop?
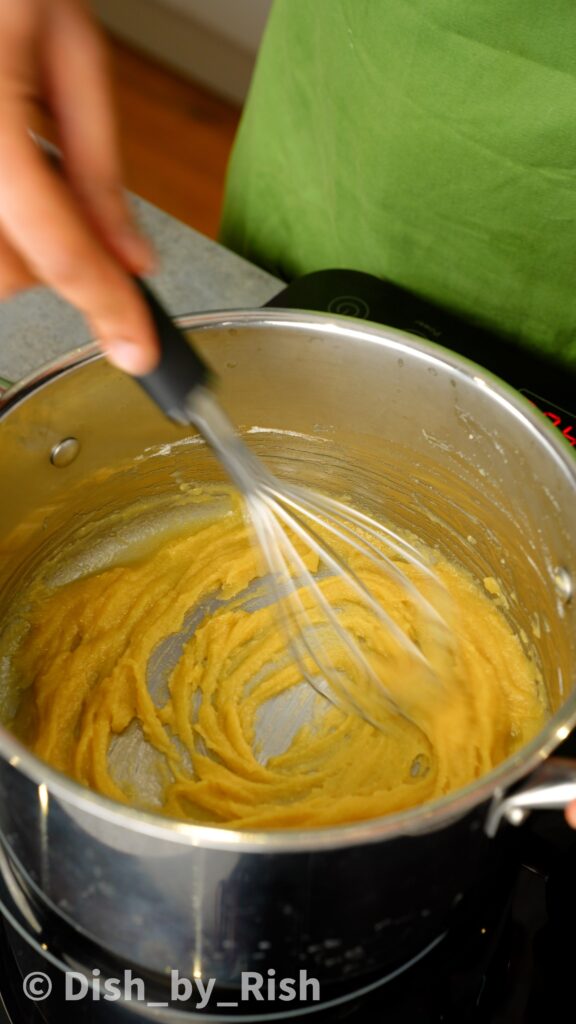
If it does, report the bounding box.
[0,196,281,387]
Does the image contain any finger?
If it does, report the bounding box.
[0,228,37,298]
[0,119,158,373]
[565,800,576,829]
[43,0,155,275]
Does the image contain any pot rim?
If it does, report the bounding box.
[1,306,575,852]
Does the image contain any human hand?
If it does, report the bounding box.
[0,0,158,373]
[565,800,576,829]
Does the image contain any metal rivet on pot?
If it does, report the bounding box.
[50,437,80,467]
[553,566,573,605]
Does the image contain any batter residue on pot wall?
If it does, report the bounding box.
[1,485,546,829]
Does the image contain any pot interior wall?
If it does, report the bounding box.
[1,317,575,728]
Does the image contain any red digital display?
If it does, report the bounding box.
[521,390,576,447]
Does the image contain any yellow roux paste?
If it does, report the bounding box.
[6,487,546,830]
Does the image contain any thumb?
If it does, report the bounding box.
[565,800,576,830]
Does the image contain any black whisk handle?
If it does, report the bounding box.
[133,277,213,423]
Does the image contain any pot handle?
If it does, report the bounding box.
[485,756,576,837]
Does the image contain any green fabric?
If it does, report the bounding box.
[220,0,576,364]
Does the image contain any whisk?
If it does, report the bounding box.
[133,280,452,728]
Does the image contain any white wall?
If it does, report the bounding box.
[156,0,272,53]
[92,0,273,103]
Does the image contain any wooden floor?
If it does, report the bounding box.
[40,36,242,240]
[110,37,241,239]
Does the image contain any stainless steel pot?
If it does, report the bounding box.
[1,309,576,1010]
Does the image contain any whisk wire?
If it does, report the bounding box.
[261,489,432,673]
[249,492,405,722]
[275,483,446,625]
[246,495,393,726]
[288,485,437,571]
[187,388,452,732]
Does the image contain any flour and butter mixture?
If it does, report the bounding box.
[0,484,546,829]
